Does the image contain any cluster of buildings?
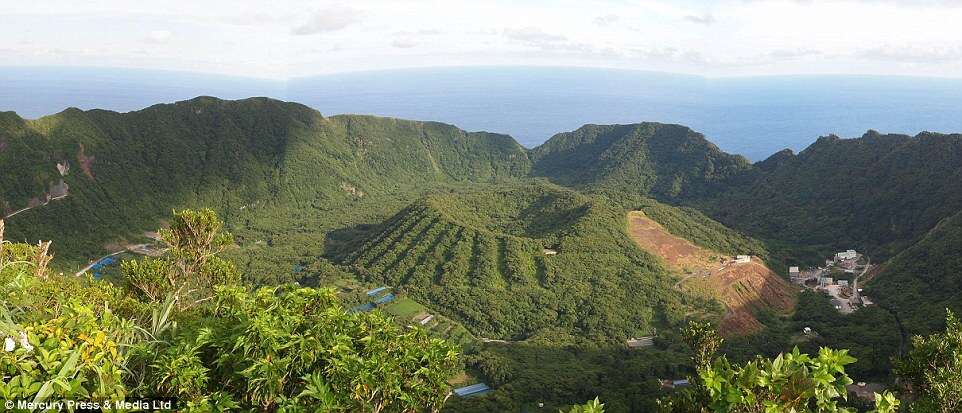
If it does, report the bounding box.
[789,249,875,313]
[790,249,860,286]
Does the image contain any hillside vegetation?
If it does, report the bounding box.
[7,97,962,411]
[693,131,962,260]
[1,97,530,280]
[336,183,714,341]
[531,123,751,200]
[868,211,962,335]
[0,210,460,412]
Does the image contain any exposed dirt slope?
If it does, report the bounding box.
[627,211,796,336]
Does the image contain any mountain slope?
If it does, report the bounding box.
[530,123,752,199]
[694,131,962,259]
[0,97,530,277]
[867,211,962,335]
[529,123,962,262]
[626,210,794,336]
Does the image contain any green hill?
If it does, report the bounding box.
[692,131,962,260]
[336,182,712,341]
[531,123,752,199]
[528,124,962,263]
[1,97,530,279]
[868,211,962,335]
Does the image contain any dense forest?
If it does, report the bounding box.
[4,96,962,411]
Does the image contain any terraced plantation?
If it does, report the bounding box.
[337,182,712,341]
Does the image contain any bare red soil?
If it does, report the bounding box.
[627,212,796,336]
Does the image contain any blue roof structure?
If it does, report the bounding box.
[672,379,690,387]
[374,293,395,305]
[91,256,119,280]
[453,383,490,397]
[367,286,389,296]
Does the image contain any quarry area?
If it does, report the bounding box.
[626,211,795,337]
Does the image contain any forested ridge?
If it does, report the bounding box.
[4,96,962,411]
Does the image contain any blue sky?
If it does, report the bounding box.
[3,0,962,79]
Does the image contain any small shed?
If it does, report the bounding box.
[734,255,751,264]
[626,337,655,349]
[542,248,558,256]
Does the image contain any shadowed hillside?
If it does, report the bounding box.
[694,130,962,260]
[868,211,962,335]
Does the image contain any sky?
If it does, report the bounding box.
[3,0,962,79]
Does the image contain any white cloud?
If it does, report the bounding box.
[858,45,962,63]
[391,38,417,49]
[145,30,172,44]
[593,14,619,26]
[3,0,962,78]
[291,6,361,35]
[683,13,716,25]
[502,27,568,45]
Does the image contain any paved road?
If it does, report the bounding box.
[3,194,68,219]
[851,256,872,305]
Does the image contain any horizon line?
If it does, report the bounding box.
[5,64,962,83]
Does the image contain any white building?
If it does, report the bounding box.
[419,314,435,325]
[836,249,857,261]
[735,255,751,264]
[627,337,655,349]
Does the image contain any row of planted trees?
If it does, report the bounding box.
[0,210,459,412]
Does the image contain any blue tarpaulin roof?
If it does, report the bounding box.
[367,286,389,296]
[92,256,117,270]
[374,293,395,305]
[454,383,490,397]
[92,256,119,280]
